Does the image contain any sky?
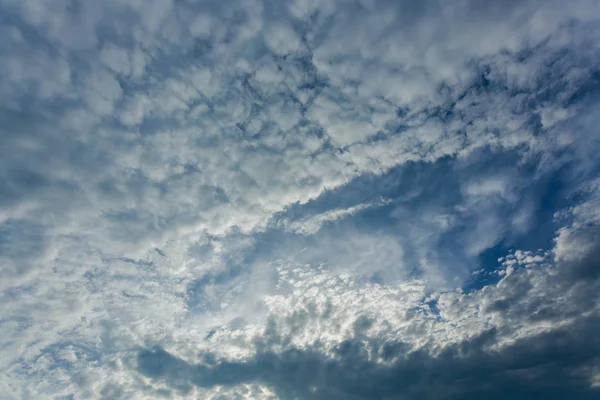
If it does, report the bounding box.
[1,0,600,399]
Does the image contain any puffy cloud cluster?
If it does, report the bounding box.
[136,184,600,399]
[1,0,600,398]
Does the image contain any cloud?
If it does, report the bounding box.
[137,182,600,398]
[1,0,600,398]
[136,214,600,398]
[138,320,600,399]
[276,199,390,235]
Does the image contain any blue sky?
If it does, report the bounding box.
[1,0,600,398]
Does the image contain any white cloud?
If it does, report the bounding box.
[129,190,600,396]
[1,0,600,398]
[100,44,148,80]
[277,199,390,235]
[263,22,302,56]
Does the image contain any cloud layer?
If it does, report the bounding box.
[1,0,600,398]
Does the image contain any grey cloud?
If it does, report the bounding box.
[137,319,600,400]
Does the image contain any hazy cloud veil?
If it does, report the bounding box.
[1,0,600,398]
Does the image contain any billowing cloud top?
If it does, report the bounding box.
[1,0,600,399]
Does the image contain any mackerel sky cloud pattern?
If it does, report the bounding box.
[1,0,600,399]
